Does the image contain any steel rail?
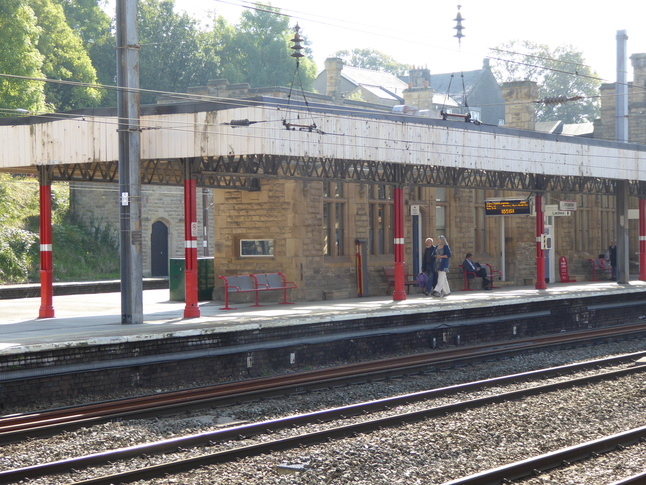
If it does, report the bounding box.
[608,471,646,485]
[440,426,646,485]
[1,359,644,485]
[1,325,645,444]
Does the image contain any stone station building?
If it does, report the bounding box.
[68,55,646,301]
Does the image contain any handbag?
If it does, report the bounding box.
[417,272,429,287]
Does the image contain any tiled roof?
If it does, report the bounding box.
[429,69,485,97]
[341,66,409,98]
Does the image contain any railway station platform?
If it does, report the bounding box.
[2,279,646,407]
[1,279,645,353]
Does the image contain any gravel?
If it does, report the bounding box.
[2,338,645,484]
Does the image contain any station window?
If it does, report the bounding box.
[435,187,447,234]
[323,182,345,256]
[600,194,616,247]
[368,184,393,255]
[575,194,590,252]
[474,189,486,253]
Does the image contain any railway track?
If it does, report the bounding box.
[0,349,644,484]
[442,425,646,484]
[1,323,645,444]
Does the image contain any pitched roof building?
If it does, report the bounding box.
[314,57,504,125]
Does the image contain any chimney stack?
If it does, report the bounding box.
[501,80,538,130]
[325,57,344,101]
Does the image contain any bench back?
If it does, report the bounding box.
[254,272,286,289]
[383,267,395,282]
[221,274,256,292]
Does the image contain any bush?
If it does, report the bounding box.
[0,177,120,284]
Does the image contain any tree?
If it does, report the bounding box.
[29,0,103,110]
[333,48,410,77]
[0,0,47,115]
[137,0,213,104]
[489,41,601,124]
[56,0,116,106]
[224,6,317,90]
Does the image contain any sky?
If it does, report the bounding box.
[104,0,646,83]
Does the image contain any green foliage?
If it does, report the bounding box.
[138,0,213,104]
[136,0,317,100]
[29,0,103,110]
[57,0,116,106]
[227,6,316,90]
[489,41,601,124]
[0,176,119,284]
[48,213,120,280]
[334,48,411,77]
[0,227,37,281]
[2,0,318,112]
[0,0,47,115]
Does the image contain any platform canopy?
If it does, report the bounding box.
[2,99,646,195]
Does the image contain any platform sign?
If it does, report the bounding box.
[545,205,570,216]
[559,200,577,211]
[485,199,531,216]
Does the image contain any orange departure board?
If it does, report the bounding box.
[485,199,530,215]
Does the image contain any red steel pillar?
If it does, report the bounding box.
[640,198,646,281]
[535,194,546,290]
[38,169,54,318]
[393,186,406,301]
[183,168,200,318]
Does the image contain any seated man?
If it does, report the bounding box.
[462,253,491,290]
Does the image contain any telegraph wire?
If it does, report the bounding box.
[1,74,644,172]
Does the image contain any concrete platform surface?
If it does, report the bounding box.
[0,280,644,353]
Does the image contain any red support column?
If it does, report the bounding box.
[183,178,200,318]
[639,198,646,281]
[39,179,54,318]
[535,194,546,290]
[392,186,406,301]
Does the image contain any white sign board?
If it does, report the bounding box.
[559,200,577,211]
[545,205,571,216]
[410,204,420,216]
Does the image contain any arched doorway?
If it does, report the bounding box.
[151,221,169,277]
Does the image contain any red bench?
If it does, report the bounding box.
[218,272,297,310]
[459,264,477,291]
[459,263,502,291]
[588,258,611,281]
[484,263,502,288]
[383,266,418,294]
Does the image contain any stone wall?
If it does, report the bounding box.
[595,53,646,144]
[70,182,214,277]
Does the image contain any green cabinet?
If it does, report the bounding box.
[169,257,214,301]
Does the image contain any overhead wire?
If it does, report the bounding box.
[1,2,645,173]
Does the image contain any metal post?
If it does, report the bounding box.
[38,167,54,318]
[393,184,406,301]
[535,194,546,289]
[616,31,629,285]
[184,160,200,318]
[202,188,209,257]
[117,0,143,324]
[616,30,628,143]
[616,180,629,284]
[639,197,646,281]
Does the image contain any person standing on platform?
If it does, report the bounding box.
[432,235,452,297]
[421,237,437,296]
[607,241,617,280]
